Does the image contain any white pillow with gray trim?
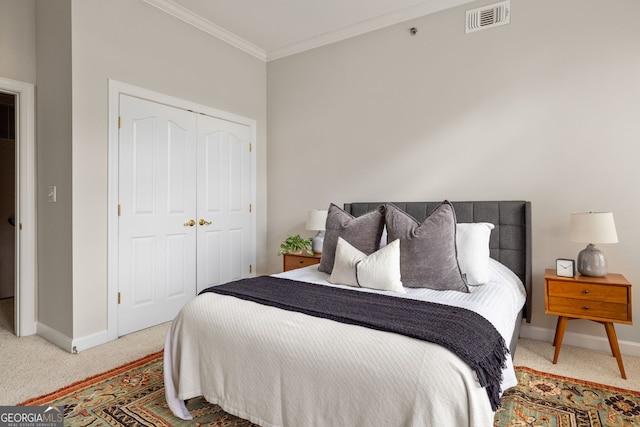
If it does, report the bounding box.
[456,222,495,285]
[328,237,404,293]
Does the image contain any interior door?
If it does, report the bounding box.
[118,95,197,336]
[196,116,252,293]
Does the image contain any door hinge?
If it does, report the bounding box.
[118,204,121,216]
[118,116,122,129]
[249,203,252,213]
[249,264,252,274]
[249,143,252,152]
[118,292,121,304]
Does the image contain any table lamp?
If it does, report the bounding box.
[306,210,328,254]
[569,212,618,277]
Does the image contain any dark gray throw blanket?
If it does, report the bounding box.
[201,276,508,411]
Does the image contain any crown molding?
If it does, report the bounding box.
[141,0,267,62]
[142,0,476,63]
[267,0,476,61]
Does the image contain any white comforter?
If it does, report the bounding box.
[165,259,526,427]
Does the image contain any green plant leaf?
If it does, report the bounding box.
[278,234,314,255]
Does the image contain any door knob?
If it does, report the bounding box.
[184,219,196,227]
[199,219,212,226]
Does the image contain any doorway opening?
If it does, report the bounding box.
[0,92,16,334]
[0,76,36,338]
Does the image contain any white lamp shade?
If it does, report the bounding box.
[306,210,328,231]
[569,212,618,244]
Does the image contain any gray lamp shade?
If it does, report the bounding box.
[569,212,618,277]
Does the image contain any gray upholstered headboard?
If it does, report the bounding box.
[343,201,532,323]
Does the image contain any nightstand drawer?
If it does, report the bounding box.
[283,253,321,271]
[547,280,627,304]
[548,296,629,321]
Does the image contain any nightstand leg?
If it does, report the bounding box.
[553,316,568,365]
[604,322,627,379]
[552,316,568,364]
[553,317,562,347]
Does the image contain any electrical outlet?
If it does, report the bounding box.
[47,186,57,203]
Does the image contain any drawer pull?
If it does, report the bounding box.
[583,306,590,310]
[583,289,589,294]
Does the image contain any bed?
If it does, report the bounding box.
[164,200,532,427]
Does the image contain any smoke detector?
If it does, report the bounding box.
[466,1,510,33]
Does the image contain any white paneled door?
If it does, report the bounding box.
[196,115,252,293]
[118,95,252,336]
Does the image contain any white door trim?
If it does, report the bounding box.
[0,76,37,337]
[107,80,257,340]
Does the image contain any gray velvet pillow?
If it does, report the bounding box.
[385,201,469,292]
[318,203,385,274]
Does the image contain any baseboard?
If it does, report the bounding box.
[520,324,640,358]
[71,329,112,353]
[36,322,73,353]
[37,323,113,353]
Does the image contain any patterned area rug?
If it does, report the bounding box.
[20,353,640,426]
[20,351,257,427]
[496,366,640,427]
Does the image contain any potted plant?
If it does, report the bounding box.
[278,234,313,256]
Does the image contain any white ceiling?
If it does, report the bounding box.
[143,0,477,61]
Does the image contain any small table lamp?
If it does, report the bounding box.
[569,212,618,277]
[306,210,328,254]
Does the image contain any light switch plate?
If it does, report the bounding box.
[47,186,57,203]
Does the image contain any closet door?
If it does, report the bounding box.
[118,95,197,336]
[117,95,254,335]
[196,116,252,293]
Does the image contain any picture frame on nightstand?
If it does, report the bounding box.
[555,258,575,278]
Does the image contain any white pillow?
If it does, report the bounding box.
[456,222,495,285]
[328,237,404,293]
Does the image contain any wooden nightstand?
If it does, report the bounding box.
[544,269,632,379]
[282,252,321,272]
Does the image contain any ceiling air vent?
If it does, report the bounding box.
[466,1,510,33]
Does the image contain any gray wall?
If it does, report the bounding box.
[0,0,36,83]
[267,0,640,347]
[36,0,74,336]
